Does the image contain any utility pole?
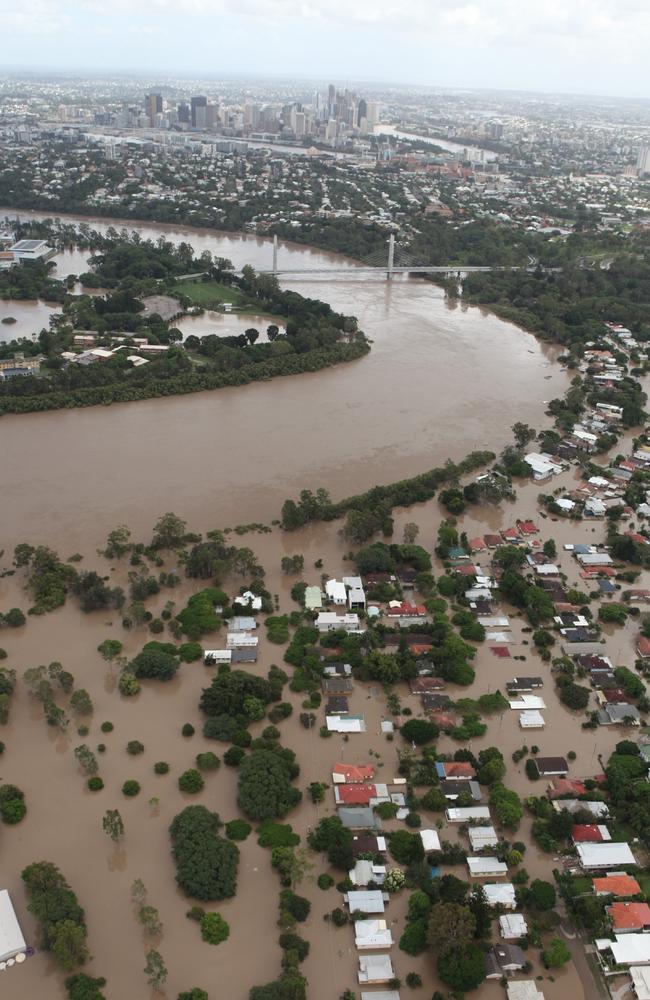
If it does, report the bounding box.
[272,234,278,275]
[386,233,395,280]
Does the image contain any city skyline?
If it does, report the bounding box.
[3,0,650,100]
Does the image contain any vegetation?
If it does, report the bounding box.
[22,861,89,970]
[237,749,302,821]
[169,805,239,901]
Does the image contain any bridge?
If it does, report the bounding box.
[246,234,530,279]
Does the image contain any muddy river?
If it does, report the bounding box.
[0,209,567,553]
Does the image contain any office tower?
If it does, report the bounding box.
[244,103,261,128]
[191,95,207,127]
[365,101,380,127]
[144,93,162,127]
[328,84,336,116]
[488,121,504,140]
[294,112,306,137]
[637,146,650,177]
[177,102,190,124]
[357,99,367,127]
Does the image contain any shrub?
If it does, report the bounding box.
[1,797,27,823]
[170,805,239,901]
[87,777,104,793]
[182,723,196,737]
[405,973,422,988]
[65,974,107,1000]
[399,918,428,956]
[225,819,252,841]
[399,718,439,745]
[529,879,556,910]
[122,780,141,797]
[100,722,114,733]
[179,642,203,663]
[131,644,180,681]
[154,761,170,774]
[437,944,486,991]
[196,752,220,772]
[317,874,334,890]
[224,747,245,767]
[127,740,145,756]
[118,673,140,696]
[258,821,301,849]
[279,890,310,923]
[278,932,310,962]
[179,769,204,794]
[200,912,229,946]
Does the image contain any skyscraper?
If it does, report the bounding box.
[191,95,207,128]
[144,93,162,127]
[637,146,650,177]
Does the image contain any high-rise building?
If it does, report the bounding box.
[177,102,190,124]
[144,93,163,127]
[191,95,207,128]
[365,101,380,127]
[357,99,367,127]
[637,146,650,177]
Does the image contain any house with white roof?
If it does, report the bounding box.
[468,826,499,851]
[499,913,528,940]
[354,919,393,950]
[358,953,395,984]
[576,842,636,869]
[326,580,347,605]
[316,612,363,634]
[483,883,516,909]
[467,857,508,878]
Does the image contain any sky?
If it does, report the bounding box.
[3,0,650,98]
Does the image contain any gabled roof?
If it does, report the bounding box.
[336,784,377,806]
[332,763,375,783]
[607,902,650,931]
[593,874,641,896]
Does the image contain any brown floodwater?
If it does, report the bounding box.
[1,209,614,1000]
[0,210,567,553]
[1,450,643,1000]
[174,311,285,343]
[0,299,59,345]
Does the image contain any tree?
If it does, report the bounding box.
[512,422,536,447]
[102,524,132,559]
[70,689,93,716]
[151,512,187,549]
[201,912,229,945]
[178,991,209,1000]
[65,974,108,1000]
[384,869,406,892]
[403,522,419,544]
[529,879,556,910]
[144,949,167,990]
[307,816,353,870]
[400,718,439,745]
[542,937,571,968]
[399,919,428,956]
[73,745,99,777]
[179,769,205,794]
[437,943,486,991]
[50,919,89,971]
[428,902,476,956]
[169,806,239,901]
[237,749,302,822]
[245,328,259,345]
[130,644,179,681]
[102,809,124,843]
[389,830,424,865]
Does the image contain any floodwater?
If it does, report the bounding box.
[0,210,567,552]
[174,311,285,343]
[0,299,59,345]
[0,455,633,1000]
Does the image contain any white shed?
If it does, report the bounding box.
[0,890,26,963]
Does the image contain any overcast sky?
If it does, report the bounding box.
[3,0,650,98]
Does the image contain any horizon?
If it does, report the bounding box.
[3,0,650,102]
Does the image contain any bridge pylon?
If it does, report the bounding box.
[387,234,395,280]
[272,234,278,275]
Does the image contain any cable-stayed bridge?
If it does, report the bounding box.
[247,234,531,279]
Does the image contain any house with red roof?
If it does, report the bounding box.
[593,875,642,897]
[484,534,502,549]
[572,824,611,844]
[469,537,487,552]
[500,528,520,543]
[637,637,650,659]
[436,761,476,780]
[334,784,377,806]
[386,602,427,619]
[547,777,586,798]
[429,712,456,731]
[332,764,375,784]
[607,902,650,933]
[517,520,538,536]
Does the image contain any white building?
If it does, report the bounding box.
[0,890,26,963]
[484,883,516,909]
[326,579,347,605]
[354,919,393,950]
[446,806,491,823]
[467,857,508,878]
[500,913,528,940]
[9,239,53,260]
[576,842,636,869]
[315,612,363,633]
[519,710,545,729]
[358,953,395,984]
[468,826,499,851]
